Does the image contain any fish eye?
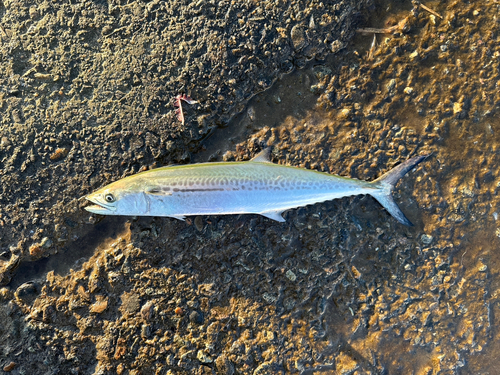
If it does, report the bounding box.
[104,193,115,203]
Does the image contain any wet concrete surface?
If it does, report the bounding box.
[0,0,367,283]
[2,0,500,374]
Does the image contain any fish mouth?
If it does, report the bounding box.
[84,196,116,214]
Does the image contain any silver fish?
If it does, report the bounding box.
[85,148,427,225]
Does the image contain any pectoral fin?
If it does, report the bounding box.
[260,211,286,222]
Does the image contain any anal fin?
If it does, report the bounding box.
[168,215,186,221]
[260,211,286,222]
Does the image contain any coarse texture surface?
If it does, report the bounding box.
[2,0,500,374]
[0,0,369,283]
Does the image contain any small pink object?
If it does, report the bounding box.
[174,94,198,125]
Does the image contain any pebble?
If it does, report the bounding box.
[290,25,306,50]
[331,40,343,53]
[253,362,282,375]
[285,269,296,281]
[3,362,16,372]
[189,310,203,325]
[478,261,487,272]
[0,136,10,147]
[262,293,277,303]
[215,355,235,375]
[89,296,108,314]
[49,147,69,161]
[40,237,52,248]
[386,79,396,91]
[0,287,12,301]
[140,301,154,320]
[197,350,213,363]
[338,108,351,119]
[421,234,433,245]
[247,106,256,121]
[141,324,151,338]
[194,216,204,231]
[15,282,38,299]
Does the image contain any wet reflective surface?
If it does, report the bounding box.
[3,0,500,373]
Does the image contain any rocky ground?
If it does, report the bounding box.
[2,0,500,374]
[0,0,368,283]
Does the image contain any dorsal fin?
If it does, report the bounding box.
[250,147,273,163]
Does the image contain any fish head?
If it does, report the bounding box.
[85,178,147,216]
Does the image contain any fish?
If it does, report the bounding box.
[85,148,427,225]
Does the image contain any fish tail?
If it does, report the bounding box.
[369,155,428,226]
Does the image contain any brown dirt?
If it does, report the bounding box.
[2,0,500,374]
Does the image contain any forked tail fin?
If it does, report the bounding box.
[370,155,428,226]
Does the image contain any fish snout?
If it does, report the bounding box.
[84,194,117,214]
